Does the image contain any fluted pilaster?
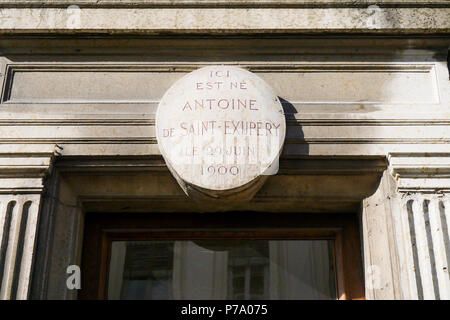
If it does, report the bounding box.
[0,145,55,299]
[394,194,449,299]
[389,153,450,300]
[0,195,42,299]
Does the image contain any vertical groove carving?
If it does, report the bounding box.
[436,199,450,298]
[10,201,31,299]
[16,201,39,300]
[401,195,450,300]
[413,196,436,299]
[0,198,39,300]
[0,199,23,299]
[406,199,423,299]
[423,200,440,299]
[0,149,53,300]
[0,201,15,294]
[439,200,450,273]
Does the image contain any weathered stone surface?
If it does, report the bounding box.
[1,0,449,7]
[0,0,448,300]
[0,7,448,34]
[0,145,55,299]
[156,66,285,198]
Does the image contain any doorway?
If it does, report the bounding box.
[79,212,364,300]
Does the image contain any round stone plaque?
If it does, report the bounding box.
[156,66,286,199]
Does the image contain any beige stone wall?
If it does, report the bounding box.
[0,2,448,299]
[0,6,449,34]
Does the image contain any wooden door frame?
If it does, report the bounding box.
[79,212,364,300]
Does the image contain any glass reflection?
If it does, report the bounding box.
[108,240,336,300]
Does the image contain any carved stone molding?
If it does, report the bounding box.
[389,152,450,194]
[51,156,387,212]
[1,1,448,9]
[380,152,450,299]
[0,144,56,299]
[0,6,448,35]
[0,144,56,193]
[394,193,450,299]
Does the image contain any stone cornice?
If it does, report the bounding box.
[0,144,57,193]
[389,152,450,193]
[0,0,448,9]
[54,155,388,175]
[53,156,387,212]
[0,7,448,35]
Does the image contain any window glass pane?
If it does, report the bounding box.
[108,240,336,300]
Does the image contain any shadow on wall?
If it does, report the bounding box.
[278,97,309,156]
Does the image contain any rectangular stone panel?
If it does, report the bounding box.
[2,64,438,104]
[3,68,185,103]
[256,66,438,104]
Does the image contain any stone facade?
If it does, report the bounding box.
[0,1,448,299]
